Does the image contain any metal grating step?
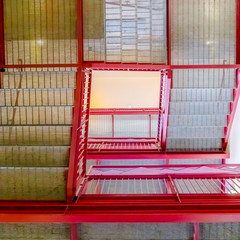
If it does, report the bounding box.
[171,88,233,102]
[166,138,222,151]
[168,115,227,127]
[169,102,230,115]
[167,126,224,139]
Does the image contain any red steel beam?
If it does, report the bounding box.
[86,152,229,160]
[90,108,158,115]
[161,70,172,150]
[167,0,172,65]
[84,62,169,70]
[67,0,84,202]
[224,68,240,147]
[1,63,240,70]
[193,223,200,240]
[71,224,77,240]
[67,70,82,202]
[2,200,240,223]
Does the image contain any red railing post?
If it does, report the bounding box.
[167,0,172,65]
[67,0,84,202]
[193,223,200,240]
[161,70,172,151]
[71,224,77,240]
[224,68,240,148]
[236,0,240,64]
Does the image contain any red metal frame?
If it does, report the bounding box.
[224,68,240,147]
[71,224,77,240]
[1,0,240,225]
[236,0,240,64]
[87,152,229,160]
[67,0,84,202]
[161,70,172,150]
[193,223,200,240]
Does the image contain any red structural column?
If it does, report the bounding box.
[224,68,240,147]
[161,70,172,151]
[67,0,84,202]
[71,224,77,240]
[236,0,240,64]
[167,0,172,65]
[193,223,200,240]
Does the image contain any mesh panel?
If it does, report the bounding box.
[4,0,77,65]
[0,224,71,239]
[172,0,236,65]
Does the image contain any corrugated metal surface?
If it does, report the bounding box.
[84,0,167,63]
[0,71,75,200]
[167,69,235,151]
[200,223,240,240]
[0,224,71,240]
[172,0,236,65]
[77,223,193,240]
[4,0,77,65]
[89,114,158,138]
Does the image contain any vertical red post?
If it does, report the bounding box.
[236,0,240,64]
[149,115,151,138]
[67,70,83,202]
[71,224,77,240]
[0,0,5,68]
[224,68,240,147]
[112,114,114,138]
[167,0,172,65]
[193,223,200,240]
[67,0,84,202]
[161,70,172,150]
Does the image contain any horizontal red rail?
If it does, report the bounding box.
[90,108,158,115]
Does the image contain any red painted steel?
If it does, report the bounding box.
[84,62,169,70]
[71,224,77,240]
[157,71,165,142]
[236,0,240,64]
[193,223,200,240]
[161,70,172,150]
[0,0,5,67]
[1,63,240,70]
[167,0,172,65]
[67,0,84,202]
[90,108,158,115]
[67,70,83,202]
[74,70,92,200]
[87,152,229,160]
[224,68,240,147]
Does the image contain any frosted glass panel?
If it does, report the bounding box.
[172,0,236,65]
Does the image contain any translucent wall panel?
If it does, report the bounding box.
[83,0,105,61]
[84,0,167,63]
[4,0,77,65]
[105,0,167,63]
[172,0,236,65]
[88,114,158,138]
